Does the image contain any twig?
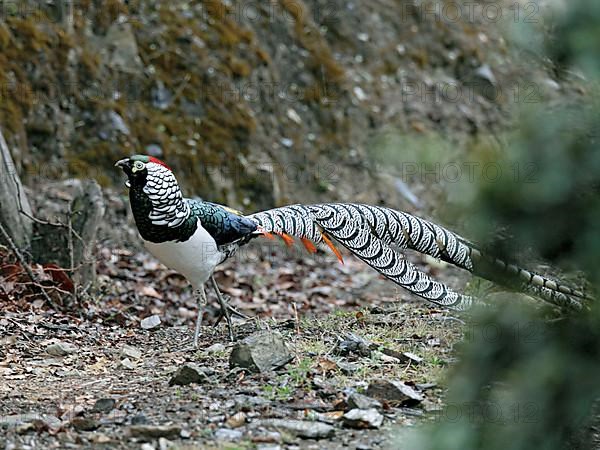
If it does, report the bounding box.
[67,202,77,302]
[22,282,73,296]
[12,172,86,248]
[0,221,57,309]
[292,302,300,335]
[3,317,36,341]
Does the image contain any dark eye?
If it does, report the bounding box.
[133,161,145,171]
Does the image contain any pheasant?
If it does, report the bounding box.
[116,155,590,346]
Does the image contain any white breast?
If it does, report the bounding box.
[142,220,223,289]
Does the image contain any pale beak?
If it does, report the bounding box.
[115,158,129,168]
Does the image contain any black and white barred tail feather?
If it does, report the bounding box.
[248,203,590,311]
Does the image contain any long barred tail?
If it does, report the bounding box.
[248,203,591,311]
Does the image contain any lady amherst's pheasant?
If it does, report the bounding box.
[116,155,590,346]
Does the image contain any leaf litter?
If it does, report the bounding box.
[0,191,468,449]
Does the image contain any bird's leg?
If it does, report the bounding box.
[193,286,208,348]
[214,302,249,325]
[210,275,234,342]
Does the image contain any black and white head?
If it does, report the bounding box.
[115,155,190,228]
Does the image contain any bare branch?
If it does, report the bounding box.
[0,220,57,309]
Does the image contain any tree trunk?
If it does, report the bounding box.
[0,129,32,250]
[32,180,105,289]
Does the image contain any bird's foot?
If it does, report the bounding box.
[212,295,248,342]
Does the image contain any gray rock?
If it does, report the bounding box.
[366,380,423,406]
[121,345,142,359]
[92,398,115,413]
[71,417,100,431]
[257,419,334,439]
[108,111,130,135]
[169,364,209,386]
[129,425,182,440]
[131,414,148,425]
[280,138,294,148]
[336,360,359,374]
[343,408,384,429]
[103,22,143,73]
[120,358,135,370]
[141,315,161,330]
[347,393,382,411]
[401,352,423,364]
[229,332,293,373]
[46,342,77,356]
[152,81,173,110]
[0,414,61,429]
[257,446,282,450]
[214,428,243,441]
[158,437,171,450]
[206,343,226,353]
[335,333,372,357]
[474,64,497,85]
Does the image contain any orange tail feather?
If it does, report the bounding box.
[321,232,344,264]
[276,232,295,248]
[300,237,317,254]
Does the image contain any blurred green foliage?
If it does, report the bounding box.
[396,0,600,448]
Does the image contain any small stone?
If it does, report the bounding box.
[214,428,243,441]
[158,437,170,450]
[286,108,302,124]
[335,360,359,375]
[91,433,112,443]
[280,138,294,148]
[129,425,182,440]
[229,332,293,373]
[206,343,226,353]
[0,414,61,430]
[378,352,400,363]
[416,382,437,391]
[92,398,116,413]
[347,393,382,411]
[121,345,142,359]
[120,358,135,370]
[108,111,130,135]
[257,446,282,450]
[71,417,100,431]
[335,333,372,357]
[141,315,161,330]
[169,363,209,386]
[474,64,496,85]
[180,429,192,439]
[16,422,35,434]
[257,419,334,439]
[343,409,384,429]
[131,414,148,425]
[46,342,77,356]
[252,431,282,444]
[366,380,423,406]
[401,352,423,364]
[353,86,367,101]
[226,411,246,428]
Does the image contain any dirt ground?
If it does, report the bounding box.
[1,238,468,450]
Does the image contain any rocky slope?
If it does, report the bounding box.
[0,0,572,210]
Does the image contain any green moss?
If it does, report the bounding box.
[280,0,345,84]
